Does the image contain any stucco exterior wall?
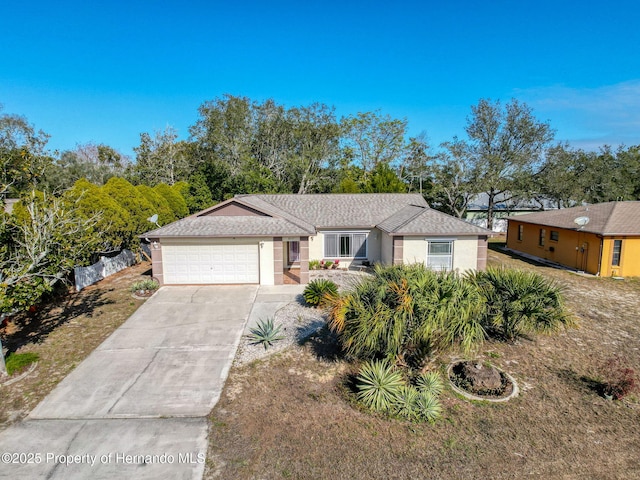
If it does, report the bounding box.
[601,237,640,277]
[381,232,393,265]
[507,221,601,274]
[401,236,479,272]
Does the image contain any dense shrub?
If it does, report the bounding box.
[154,183,189,218]
[599,356,638,400]
[303,279,338,307]
[467,267,575,340]
[327,264,486,366]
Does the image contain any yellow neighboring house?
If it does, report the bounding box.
[506,201,640,277]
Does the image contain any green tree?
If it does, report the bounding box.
[427,138,476,218]
[461,99,554,229]
[136,185,176,225]
[174,175,213,213]
[341,111,408,173]
[154,183,189,218]
[534,143,587,208]
[1,192,101,314]
[0,108,52,196]
[102,177,155,242]
[63,179,131,252]
[363,163,407,193]
[131,127,189,186]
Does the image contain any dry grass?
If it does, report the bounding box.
[0,261,153,428]
[205,247,640,479]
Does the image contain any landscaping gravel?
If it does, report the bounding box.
[234,269,371,366]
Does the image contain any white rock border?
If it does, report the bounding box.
[447,361,519,403]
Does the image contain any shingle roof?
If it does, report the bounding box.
[142,193,491,238]
[142,215,312,238]
[510,201,640,236]
[243,193,428,228]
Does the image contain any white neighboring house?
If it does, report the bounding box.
[142,193,492,285]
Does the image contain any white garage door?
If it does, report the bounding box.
[162,243,260,284]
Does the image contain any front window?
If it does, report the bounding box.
[517,224,524,241]
[550,231,559,241]
[324,232,367,258]
[427,241,453,271]
[612,240,622,266]
[539,229,546,247]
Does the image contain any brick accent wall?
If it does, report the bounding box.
[273,237,284,285]
[150,239,164,285]
[392,236,403,265]
[299,237,309,284]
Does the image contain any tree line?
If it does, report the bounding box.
[1,95,640,311]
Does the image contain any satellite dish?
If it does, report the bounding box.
[574,216,590,228]
[147,214,160,228]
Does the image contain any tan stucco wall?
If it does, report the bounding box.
[402,236,480,272]
[381,232,393,265]
[308,229,382,268]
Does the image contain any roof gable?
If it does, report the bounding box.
[510,201,640,235]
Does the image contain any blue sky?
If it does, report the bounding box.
[2,0,640,158]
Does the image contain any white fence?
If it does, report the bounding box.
[74,249,137,291]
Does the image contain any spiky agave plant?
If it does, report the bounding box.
[248,317,284,350]
[356,359,404,412]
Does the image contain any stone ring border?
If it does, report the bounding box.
[447,361,520,403]
[1,362,38,387]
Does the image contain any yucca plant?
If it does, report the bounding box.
[356,359,404,412]
[393,385,420,420]
[416,370,444,396]
[467,267,576,341]
[415,390,442,423]
[303,279,338,307]
[130,279,159,293]
[248,317,284,350]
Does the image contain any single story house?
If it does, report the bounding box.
[142,193,491,286]
[506,201,640,277]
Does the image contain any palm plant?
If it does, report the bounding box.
[327,264,486,366]
[356,359,404,412]
[248,317,284,350]
[303,279,338,307]
[467,267,576,340]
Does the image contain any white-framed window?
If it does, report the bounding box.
[427,240,453,271]
[323,232,368,258]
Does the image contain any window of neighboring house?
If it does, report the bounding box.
[288,241,300,263]
[517,224,524,241]
[324,232,367,258]
[550,231,559,241]
[539,228,546,247]
[427,241,453,271]
[612,240,622,266]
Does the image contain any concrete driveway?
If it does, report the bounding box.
[0,285,261,479]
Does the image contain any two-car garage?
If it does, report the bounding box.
[161,241,260,284]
